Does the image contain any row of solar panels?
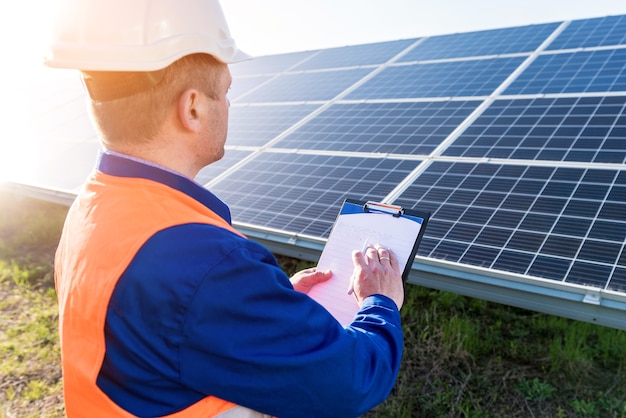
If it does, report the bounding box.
[5,14,626,329]
[229,14,626,76]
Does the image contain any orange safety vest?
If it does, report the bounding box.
[55,171,259,417]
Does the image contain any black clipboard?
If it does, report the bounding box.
[308,199,430,325]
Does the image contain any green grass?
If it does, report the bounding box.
[0,191,66,418]
[1,189,626,418]
[364,287,626,418]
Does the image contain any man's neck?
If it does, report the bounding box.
[103,143,200,179]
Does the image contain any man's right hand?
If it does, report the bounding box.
[351,244,404,310]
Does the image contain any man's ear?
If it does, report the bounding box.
[177,88,204,133]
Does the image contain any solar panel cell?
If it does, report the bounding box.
[608,268,626,292]
[552,217,591,236]
[431,241,468,261]
[528,256,571,281]
[489,211,524,228]
[461,246,500,267]
[493,251,534,273]
[579,240,622,264]
[475,227,511,247]
[541,235,583,258]
[599,202,626,221]
[520,213,556,233]
[507,231,545,252]
[567,262,613,288]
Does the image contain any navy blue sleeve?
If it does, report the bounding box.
[98,223,403,418]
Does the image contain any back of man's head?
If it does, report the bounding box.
[44,0,248,145]
[87,54,227,147]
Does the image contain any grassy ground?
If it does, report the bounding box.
[0,191,66,417]
[1,189,626,417]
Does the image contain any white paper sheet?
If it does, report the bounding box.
[308,203,424,326]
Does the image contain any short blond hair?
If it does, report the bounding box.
[86,54,226,147]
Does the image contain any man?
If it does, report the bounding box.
[49,1,406,416]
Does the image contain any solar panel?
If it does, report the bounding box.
[7,13,626,329]
[290,39,418,71]
[393,161,626,292]
[195,150,254,186]
[229,50,316,76]
[236,68,373,102]
[227,104,321,147]
[443,96,626,163]
[346,57,526,99]
[505,49,626,95]
[209,152,422,238]
[547,15,626,50]
[273,101,480,154]
[228,75,275,102]
[399,23,560,62]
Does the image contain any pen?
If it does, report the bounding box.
[347,236,370,295]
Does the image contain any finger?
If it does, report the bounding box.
[306,268,331,279]
[364,245,378,264]
[352,248,367,268]
[376,245,392,265]
[387,249,401,273]
[316,269,332,281]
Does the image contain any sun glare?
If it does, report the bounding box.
[0,141,33,184]
[0,1,63,183]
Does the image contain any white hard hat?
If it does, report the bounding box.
[45,0,251,71]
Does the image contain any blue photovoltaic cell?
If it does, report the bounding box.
[505,49,626,95]
[291,39,417,71]
[195,150,253,186]
[547,15,626,50]
[347,57,525,100]
[612,268,626,293]
[236,68,373,103]
[393,161,626,291]
[227,104,321,147]
[210,152,422,238]
[399,23,560,62]
[444,96,626,163]
[273,101,480,154]
[229,50,315,76]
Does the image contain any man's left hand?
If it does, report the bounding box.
[290,268,332,293]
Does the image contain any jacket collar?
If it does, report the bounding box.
[96,150,232,224]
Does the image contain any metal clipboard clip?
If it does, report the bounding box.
[363,201,404,217]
